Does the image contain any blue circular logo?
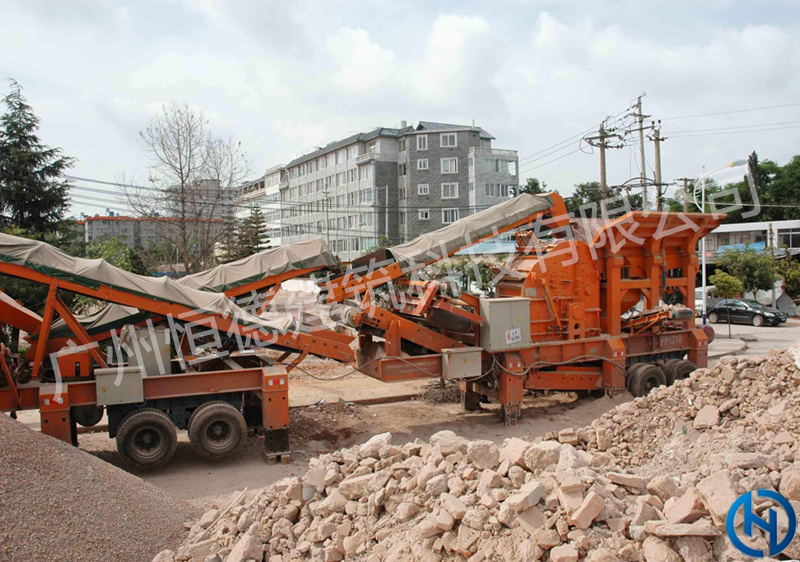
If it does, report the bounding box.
[726,489,796,557]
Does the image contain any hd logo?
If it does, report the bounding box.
[726,490,797,557]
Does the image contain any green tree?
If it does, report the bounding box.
[778,256,800,297]
[235,207,269,259]
[708,270,744,338]
[360,235,391,257]
[564,181,643,215]
[715,246,778,297]
[73,236,149,312]
[0,79,73,236]
[514,178,547,196]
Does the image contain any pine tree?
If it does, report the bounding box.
[235,207,269,259]
[0,79,73,236]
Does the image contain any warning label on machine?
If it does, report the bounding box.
[505,328,522,344]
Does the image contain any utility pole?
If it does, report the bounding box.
[769,223,777,306]
[676,178,693,212]
[323,187,331,245]
[584,120,622,203]
[599,121,608,200]
[651,121,664,211]
[635,96,648,209]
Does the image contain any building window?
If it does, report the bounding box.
[417,159,429,170]
[469,182,474,192]
[359,189,373,204]
[485,184,509,197]
[440,133,457,148]
[417,184,429,195]
[441,158,458,174]
[442,208,460,224]
[399,212,406,226]
[399,186,407,199]
[417,135,428,151]
[398,163,407,176]
[359,166,371,180]
[418,209,430,220]
[442,182,459,199]
[399,138,407,152]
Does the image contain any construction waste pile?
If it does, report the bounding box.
[0,415,199,562]
[157,347,800,562]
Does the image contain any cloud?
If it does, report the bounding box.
[1,1,799,216]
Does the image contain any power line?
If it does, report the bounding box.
[669,124,800,138]
[662,102,800,121]
[668,119,800,135]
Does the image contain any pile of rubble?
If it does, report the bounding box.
[0,414,199,562]
[157,347,800,561]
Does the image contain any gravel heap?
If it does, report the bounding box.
[0,414,199,562]
[159,345,800,562]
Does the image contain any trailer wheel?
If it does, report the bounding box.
[662,359,681,386]
[666,360,696,383]
[625,363,648,393]
[188,402,247,460]
[116,408,177,469]
[72,405,104,427]
[630,364,666,397]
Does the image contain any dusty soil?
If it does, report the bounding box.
[0,415,198,562]
[75,388,631,507]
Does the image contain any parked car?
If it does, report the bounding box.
[707,299,787,327]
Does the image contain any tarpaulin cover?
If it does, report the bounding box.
[178,238,337,293]
[389,193,553,268]
[0,232,294,335]
[46,238,336,339]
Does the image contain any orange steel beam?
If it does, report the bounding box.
[320,192,570,304]
[0,345,21,408]
[30,284,57,381]
[0,262,354,365]
[0,291,42,334]
[52,295,108,369]
[225,266,321,300]
[356,304,463,353]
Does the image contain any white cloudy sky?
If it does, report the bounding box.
[2,0,799,216]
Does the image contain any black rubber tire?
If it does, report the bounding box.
[751,314,764,327]
[116,408,178,469]
[667,360,696,383]
[72,405,104,427]
[707,312,719,324]
[188,401,247,460]
[186,400,231,435]
[625,363,648,393]
[630,364,667,397]
[662,359,681,386]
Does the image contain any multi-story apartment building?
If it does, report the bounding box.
[238,165,284,246]
[235,121,519,261]
[83,214,226,251]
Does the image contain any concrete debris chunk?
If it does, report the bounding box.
[167,347,800,562]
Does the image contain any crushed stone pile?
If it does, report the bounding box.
[158,346,800,562]
[0,414,199,562]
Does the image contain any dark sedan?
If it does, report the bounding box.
[707,299,787,327]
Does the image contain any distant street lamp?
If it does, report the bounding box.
[694,159,749,324]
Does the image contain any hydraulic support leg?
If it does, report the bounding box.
[39,384,76,445]
[261,367,290,462]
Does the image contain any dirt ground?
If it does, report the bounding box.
[74,386,630,509]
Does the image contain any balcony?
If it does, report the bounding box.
[355,152,377,165]
[469,147,518,158]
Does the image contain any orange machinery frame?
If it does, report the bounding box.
[320,209,723,422]
[0,260,351,452]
